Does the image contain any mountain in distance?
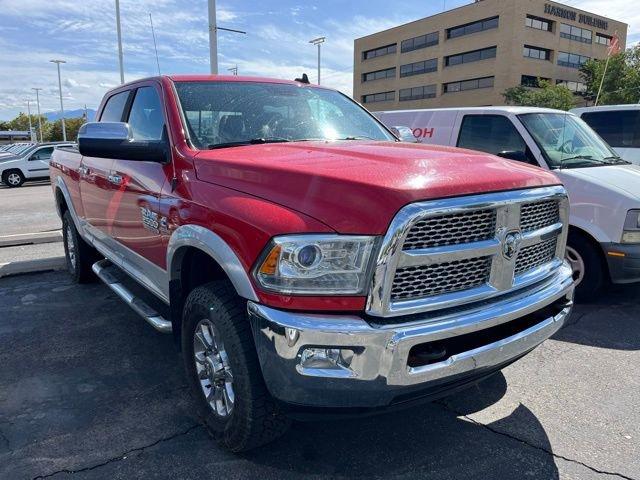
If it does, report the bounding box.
[45,108,97,122]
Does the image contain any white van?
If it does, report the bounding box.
[571,105,640,165]
[0,142,75,188]
[375,107,640,300]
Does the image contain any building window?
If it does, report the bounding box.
[400,59,438,77]
[445,46,497,67]
[399,85,437,101]
[362,44,397,60]
[521,75,550,88]
[401,32,439,53]
[525,15,553,32]
[560,23,592,43]
[362,91,395,103]
[523,45,551,60]
[446,16,499,39]
[596,33,612,46]
[556,79,587,95]
[557,51,590,69]
[443,76,494,93]
[362,67,396,82]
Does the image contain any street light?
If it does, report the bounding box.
[50,59,67,142]
[31,88,43,143]
[25,100,34,142]
[115,0,125,83]
[309,37,326,85]
[207,0,246,75]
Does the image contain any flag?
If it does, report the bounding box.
[608,32,621,56]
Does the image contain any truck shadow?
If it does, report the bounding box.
[553,283,640,350]
[244,373,559,479]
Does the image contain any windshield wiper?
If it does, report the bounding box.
[602,156,631,165]
[338,135,376,141]
[208,137,291,149]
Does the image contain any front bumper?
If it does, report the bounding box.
[602,242,640,284]
[248,263,575,409]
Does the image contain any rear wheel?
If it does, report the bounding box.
[182,281,290,452]
[567,232,607,302]
[62,211,100,283]
[2,170,24,188]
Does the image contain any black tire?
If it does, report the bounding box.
[182,281,290,452]
[567,232,608,302]
[2,169,25,188]
[62,210,99,283]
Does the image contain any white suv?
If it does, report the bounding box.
[0,143,74,187]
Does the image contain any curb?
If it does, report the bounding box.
[0,256,66,278]
[0,231,62,248]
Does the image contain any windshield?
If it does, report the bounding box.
[174,81,395,149]
[518,113,625,169]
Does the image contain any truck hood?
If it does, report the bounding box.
[194,141,561,234]
[556,164,640,201]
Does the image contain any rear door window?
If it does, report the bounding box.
[580,110,640,148]
[100,91,130,122]
[457,114,532,161]
[30,146,54,161]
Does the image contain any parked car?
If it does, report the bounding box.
[571,105,640,165]
[1,142,75,187]
[374,107,640,299]
[51,76,574,451]
[0,142,35,158]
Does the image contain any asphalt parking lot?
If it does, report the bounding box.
[0,182,60,236]
[0,271,638,480]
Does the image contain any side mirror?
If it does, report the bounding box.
[78,122,168,163]
[390,126,420,143]
[496,150,530,163]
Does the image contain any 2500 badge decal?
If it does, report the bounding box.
[140,206,170,235]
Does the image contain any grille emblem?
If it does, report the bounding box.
[502,231,523,260]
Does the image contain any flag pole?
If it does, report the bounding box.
[595,55,610,106]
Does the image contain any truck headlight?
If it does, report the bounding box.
[622,210,640,244]
[254,235,377,295]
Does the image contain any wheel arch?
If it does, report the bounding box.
[567,224,610,279]
[166,225,259,344]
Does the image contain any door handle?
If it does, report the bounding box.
[108,173,123,186]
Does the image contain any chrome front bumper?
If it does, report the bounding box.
[248,263,575,409]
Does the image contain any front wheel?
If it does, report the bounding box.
[2,169,25,187]
[182,281,290,452]
[566,232,607,302]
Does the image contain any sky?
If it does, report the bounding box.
[0,0,638,121]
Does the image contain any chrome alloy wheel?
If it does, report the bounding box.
[193,319,235,417]
[566,246,585,286]
[7,173,21,186]
[66,224,77,270]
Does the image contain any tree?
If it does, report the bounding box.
[503,80,576,111]
[581,45,640,105]
[48,117,85,142]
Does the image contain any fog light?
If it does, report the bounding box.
[299,347,353,370]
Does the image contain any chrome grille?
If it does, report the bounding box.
[367,186,570,318]
[391,257,491,301]
[520,200,560,232]
[515,237,558,275]
[403,209,496,250]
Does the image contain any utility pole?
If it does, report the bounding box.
[32,88,43,143]
[50,59,67,141]
[309,37,326,85]
[115,0,125,83]
[26,100,34,141]
[227,65,238,75]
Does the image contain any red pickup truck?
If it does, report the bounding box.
[50,75,575,451]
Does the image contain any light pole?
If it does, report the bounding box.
[115,0,125,83]
[309,37,325,85]
[50,59,67,141]
[208,0,217,74]
[227,65,238,75]
[32,88,43,143]
[25,100,34,142]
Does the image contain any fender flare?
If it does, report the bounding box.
[54,176,85,233]
[166,224,259,302]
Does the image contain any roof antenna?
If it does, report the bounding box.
[295,73,310,84]
[149,13,161,75]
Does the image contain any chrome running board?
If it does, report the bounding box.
[92,259,172,333]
